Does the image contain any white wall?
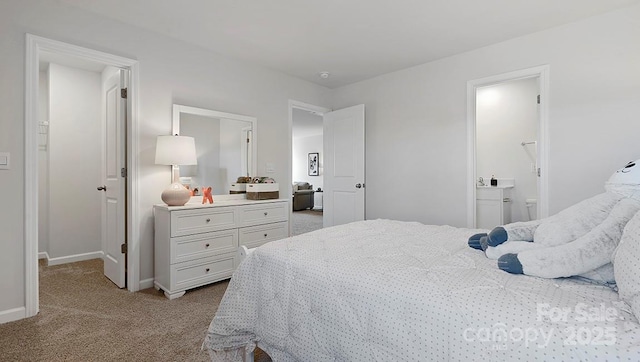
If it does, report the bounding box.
[0,0,329,316]
[476,78,538,222]
[292,135,324,190]
[47,63,102,259]
[330,5,640,227]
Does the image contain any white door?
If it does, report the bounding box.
[322,104,365,227]
[101,68,127,288]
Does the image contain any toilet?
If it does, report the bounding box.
[525,198,538,220]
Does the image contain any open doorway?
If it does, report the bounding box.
[288,101,330,236]
[25,35,140,318]
[37,55,108,266]
[475,77,539,228]
[467,65,549,229]
[291,108,324,235]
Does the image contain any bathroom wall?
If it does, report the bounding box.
[476,78,539,222]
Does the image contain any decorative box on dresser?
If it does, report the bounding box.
[154,197,289,299]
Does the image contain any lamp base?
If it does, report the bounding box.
[161,182,192,206]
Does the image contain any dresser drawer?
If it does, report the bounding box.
[238,202,288,227]
[171,229,238,264]
[239,221,289,249]
[170,207,237,237]
[172,253,235,291]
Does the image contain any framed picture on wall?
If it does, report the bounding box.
[308,152,319,176]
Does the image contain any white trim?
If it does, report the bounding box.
[139,277,155,290]
[25,34,141,320]
[127,61,141,292]
[38,251,49,260]
[25,34,39,318]
[287,100,331,235]
[0,307,26,325]
[466,65,550,228]
[47,251,105,266]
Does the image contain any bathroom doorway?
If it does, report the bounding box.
[467,66,550,229]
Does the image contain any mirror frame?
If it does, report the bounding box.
[172,104,258,183]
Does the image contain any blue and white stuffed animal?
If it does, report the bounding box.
[469,159,640,281]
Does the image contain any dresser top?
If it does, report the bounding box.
[154,196,289,211]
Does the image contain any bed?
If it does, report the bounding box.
[203,219,640,361]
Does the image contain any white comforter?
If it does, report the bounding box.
[204,219,640,361]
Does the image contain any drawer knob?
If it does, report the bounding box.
[205,243,210,248]
[205,268,210,273]
[264,212,268,216]
[206,218,211,223]
[264,233,268,238]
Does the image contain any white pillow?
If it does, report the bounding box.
[613,210,640,318]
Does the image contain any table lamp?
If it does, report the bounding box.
[155,135,197,206]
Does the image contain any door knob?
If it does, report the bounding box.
[355,183,362,189]
[97,186,107,191]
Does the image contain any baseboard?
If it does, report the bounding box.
[139,278,155,290]
[38,251,49,260]
[47,251,104,266]
[0,307,26,324]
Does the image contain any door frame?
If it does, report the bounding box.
[25,34,141,318]
[466,65,550,228]
[287,100,331,234]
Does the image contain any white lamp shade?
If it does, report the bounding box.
[155,135,197,165]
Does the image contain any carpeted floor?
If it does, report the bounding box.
[0,259,271,361]
[0,211,323,361]
[291,209,323,235]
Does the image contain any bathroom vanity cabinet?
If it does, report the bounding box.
[476,186,512,229]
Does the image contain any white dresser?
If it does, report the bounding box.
[153,198,289,299]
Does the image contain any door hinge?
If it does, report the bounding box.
[121,168,127,177]
[537,94,540,104]
[121,88,128,99]
[537,168,541,177]
[121,243,127,254]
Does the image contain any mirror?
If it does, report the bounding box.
[173,104,257,195]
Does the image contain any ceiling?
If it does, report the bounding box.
[61,0,640,88]
[292,108,323,139]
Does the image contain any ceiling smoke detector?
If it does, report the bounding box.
[319,71,330,79]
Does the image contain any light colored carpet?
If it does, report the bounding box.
[291,209,323,236]
[0,259,271,361]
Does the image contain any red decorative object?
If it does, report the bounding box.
[202,187,214,204]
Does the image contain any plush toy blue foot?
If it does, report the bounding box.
[479,236,489,251]
[498,253,524,274]
[487,227,508,247]
[467,233,487,250]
